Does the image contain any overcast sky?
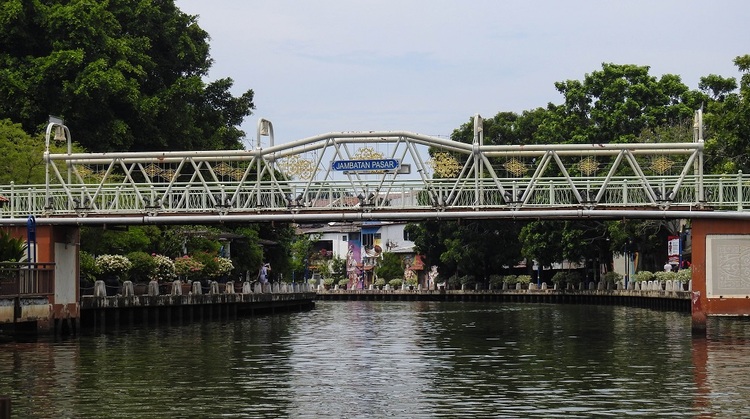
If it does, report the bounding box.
[176,0,748,147]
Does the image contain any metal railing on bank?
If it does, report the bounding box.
[0,262,55,297]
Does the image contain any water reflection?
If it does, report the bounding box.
[1,302,750,417]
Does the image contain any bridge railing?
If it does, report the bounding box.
[2,173,749,217]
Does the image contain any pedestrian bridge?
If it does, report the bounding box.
[1,115,749,226]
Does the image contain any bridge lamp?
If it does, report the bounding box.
[44,115,73,209]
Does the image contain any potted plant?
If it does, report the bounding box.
[150,254,177,282]
[323,277,335,290]
[374,278,386,290]
[95,254,132,296]
[338,278,348,289]
[174,255,204,282]
[516,275,532,289]
[388,278,403,289]
[502,275,518,289]
[405,276,418,290]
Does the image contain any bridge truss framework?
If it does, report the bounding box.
[2,114,750,225]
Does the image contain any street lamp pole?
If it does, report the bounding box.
[255,118,274,207]
[44,116,71,210]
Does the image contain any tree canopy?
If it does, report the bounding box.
[412,57,750,280]
[0,0,254,152]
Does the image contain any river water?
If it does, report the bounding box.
[1,301,750,418]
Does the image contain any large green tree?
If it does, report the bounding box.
[0,0,254,152]
[702,55,750,173]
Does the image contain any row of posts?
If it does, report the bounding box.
[92,280,312,297]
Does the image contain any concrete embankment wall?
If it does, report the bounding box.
[80,292,316,332]
[315,290,691,312]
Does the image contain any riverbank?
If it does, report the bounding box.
[315,288,691,312]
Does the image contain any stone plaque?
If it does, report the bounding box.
[706,234,750,298]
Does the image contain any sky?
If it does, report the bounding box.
[176,0,749,148]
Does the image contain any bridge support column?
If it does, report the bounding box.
[691,218,750,335]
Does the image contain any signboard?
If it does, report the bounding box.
[667,235,680,264]
[332,159,400,173]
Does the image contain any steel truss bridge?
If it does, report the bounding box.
[2,114,750,226]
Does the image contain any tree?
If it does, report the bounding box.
[0,118,84,184]
[0,0,254,152]
[702,55,750,173]
[549,63,703,144]
[406,219,523,282]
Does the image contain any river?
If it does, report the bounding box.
[1,301,749,418]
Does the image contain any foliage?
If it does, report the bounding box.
[0,120,72,184]
[602,271,623,283]
[489,274,504,287]
[676,267,692,282]
[405,275,418,286]
[289,233,320,281]
[551,271,581,285]
[502,275,518,285]
[126,251,157,283]
[174,255,204,279]
[376,252,404,281]
[374,278,386,288]
[654,270,678,282]
[516,275,532,285]
[94,254,132,280]
[459,275,476,287]
[79,251,98,283]
[337,278,348,287]
[406,219,522,280]
[633,271,655,282]
[150,254,177,282]
[330,256,347,281]
[702,55,750,173]
[388,278,403,288]
[80,226,157,256]
[0,1,254,152]
[191,252,232,278]
[0,229,26,262]
[323,278,335,287]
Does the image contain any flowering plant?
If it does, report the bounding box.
[174,255,204,279]
[215,257,234,277]
[150,254,177,282]
[95,254,132,280]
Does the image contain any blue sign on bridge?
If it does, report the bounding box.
[332,159,400,172]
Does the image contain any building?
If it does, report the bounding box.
[296,221,420,288]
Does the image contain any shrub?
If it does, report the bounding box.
[151,254,177,282]
[502,275,518,285]
[323,278,335,287]
[338,278,348,287]
[516,275,532,285]
[79,251,99,283]
[405,275,418,286]
[0,229,26,262]
[675,267,692,282]
[603,271,623,283]
[388,278,403,288]
[654,270,677,282]
[95,254,132,281]
[633,271,654,282]
[174,255,204,280]
[375,278,386,288]
[127,251,157,283]
[459,275,475,286]
[489,274,503,287]
[551,271,567,284]
[447,275,461,288]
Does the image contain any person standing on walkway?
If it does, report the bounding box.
[664,261,672,272]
